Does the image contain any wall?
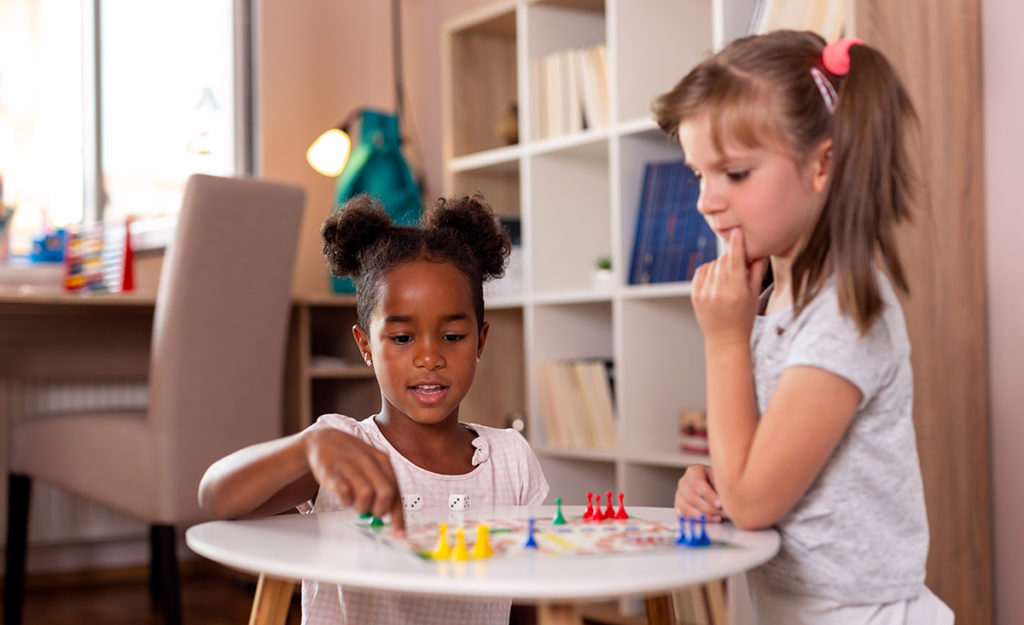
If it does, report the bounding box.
[256,0,396,297]
[982,2,1024,624]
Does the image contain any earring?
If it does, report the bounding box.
[476,356,481,363]
[366,358,373,367]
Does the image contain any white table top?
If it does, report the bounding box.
[186,506,779,602]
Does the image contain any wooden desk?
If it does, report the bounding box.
[186,506,780,625]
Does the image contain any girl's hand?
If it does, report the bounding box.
[303,428,406,534]
[674,464,724,522]
[692,229,766,347]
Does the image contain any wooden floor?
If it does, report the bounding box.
[2,563,647,624]
[5,563,301,625]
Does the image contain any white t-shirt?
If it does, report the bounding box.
[299,414,550,625]
[747,273,935,609]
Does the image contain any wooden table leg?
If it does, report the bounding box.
[645,593,675,625]
[248,573,295,625]
[536,603,583,625]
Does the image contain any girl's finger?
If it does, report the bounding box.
[728,228,746,269]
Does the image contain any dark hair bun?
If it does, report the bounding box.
[321,194,393,277]
[424,194,511,280]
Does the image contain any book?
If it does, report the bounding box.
[536,359,618,450]
[629,160,715,284]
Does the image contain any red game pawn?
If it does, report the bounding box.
[591,493,605,521]
[584,491,594,520]
[604,490,615,518]
[615,492,629,520]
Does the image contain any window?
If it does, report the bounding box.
[0,0,250,257]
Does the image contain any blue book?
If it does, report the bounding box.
[634,160,714,283]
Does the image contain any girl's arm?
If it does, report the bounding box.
[199,426,408,530]
[694,231,860,530]
[198,430,319,520]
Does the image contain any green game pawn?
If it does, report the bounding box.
[369,515,384,528]
[552,497,567,525]
[359,511,372,519]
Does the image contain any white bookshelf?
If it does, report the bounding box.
[442,0,759,508]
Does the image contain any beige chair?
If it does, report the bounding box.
[5,174,305,625]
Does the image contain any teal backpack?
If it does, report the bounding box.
[330,109,421,293]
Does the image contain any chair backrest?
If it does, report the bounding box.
[147,174,304,524]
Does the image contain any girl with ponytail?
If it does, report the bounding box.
[199,194,548,625]
[654,31,951,623]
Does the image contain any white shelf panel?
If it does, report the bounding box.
[449,144,523,173]
[527,127,612,157]
[622,281,695,300]
[535,445,618,463]
[529,289,614,305]
[615,116,660,137]
[622,451,710,469]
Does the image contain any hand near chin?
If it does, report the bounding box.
[692,229,766,347]
[304,428,406,534]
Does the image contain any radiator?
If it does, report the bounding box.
[9,380,150,545]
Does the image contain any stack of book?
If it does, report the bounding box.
[529,43,609,140]
[628,160,716,285]
[536,359,617,450]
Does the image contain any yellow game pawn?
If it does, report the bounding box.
[430,523,451,560]
[452,527,470,561]
[471,524,493,559]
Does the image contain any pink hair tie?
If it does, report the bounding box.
[822,37,862,75]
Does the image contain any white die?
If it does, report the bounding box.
[402,494,423,511]
[448,494,469,510]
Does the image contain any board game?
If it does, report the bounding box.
[353,501,732,562]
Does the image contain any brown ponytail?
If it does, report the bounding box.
[793,41,917,334]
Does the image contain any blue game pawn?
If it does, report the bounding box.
[524,517,539,549]
[695,514,712,546]
[675,516,689,546]
[688,516,699,546]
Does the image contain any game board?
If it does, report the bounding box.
[355,512,733,561]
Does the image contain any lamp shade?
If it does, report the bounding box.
[306,128,352,177]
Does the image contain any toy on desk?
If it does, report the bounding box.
[62,219,135,293]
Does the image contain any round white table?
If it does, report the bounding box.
[186,505,779,625]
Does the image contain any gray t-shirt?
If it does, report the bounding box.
[746,272,929,605]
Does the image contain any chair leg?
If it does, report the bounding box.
[5,473,31,625]
[150,523,183,625]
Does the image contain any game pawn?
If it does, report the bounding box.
[590,493,605,521]
[452,527,470,561]
[583,491,594,520]
[614,492,629,520]
[471,524,493,559]
[552,497,567,525]
[523,517,539,549]
[430,522,452,559]
[675,516,689,546]
[604,490,615,518]
[695,514,712,547]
